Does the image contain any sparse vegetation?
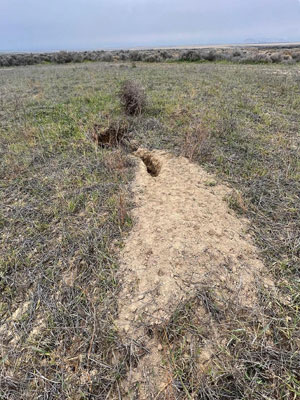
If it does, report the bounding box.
[0,59,299,398]
[1,44,300,67]
[181,120,210,161]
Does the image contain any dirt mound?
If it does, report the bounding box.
[115,149,270,397]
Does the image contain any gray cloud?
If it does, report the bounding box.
[1,0,300,51]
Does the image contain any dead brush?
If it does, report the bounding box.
[182,121,210,161]
[119,80,147,116]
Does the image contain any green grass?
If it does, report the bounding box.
[0,61,299,398]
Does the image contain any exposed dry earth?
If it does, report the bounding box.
[116,149,273,398]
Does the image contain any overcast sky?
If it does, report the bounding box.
[1,0,300,52]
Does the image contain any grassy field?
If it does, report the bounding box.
[0,61,299,399]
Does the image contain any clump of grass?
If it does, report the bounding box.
[119,80,147,116]
[182,120,211,161]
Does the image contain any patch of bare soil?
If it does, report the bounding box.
[116,149,272,398]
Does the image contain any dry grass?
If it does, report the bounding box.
[0,71,135,397]
[0,138,134,398]
[181,120,211,161]
[157,284,300,399]
[0,61,299,398]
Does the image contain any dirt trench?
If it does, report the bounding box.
[115,149,271,398]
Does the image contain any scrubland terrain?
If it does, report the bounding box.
[1,44,300,67]
[0,61,299,399]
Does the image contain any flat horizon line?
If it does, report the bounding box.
[1,41,300,54]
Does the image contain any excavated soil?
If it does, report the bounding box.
[116,149,270,398]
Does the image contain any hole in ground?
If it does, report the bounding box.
[136,150,161,177]
[92,119,129,147]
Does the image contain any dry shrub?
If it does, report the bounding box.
[292,51,300,62]
[270,52,283,63]
[182,121,210,161]
[119,80,147,116]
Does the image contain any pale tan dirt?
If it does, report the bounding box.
[133,42,300,50]
[116,149,271,398]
